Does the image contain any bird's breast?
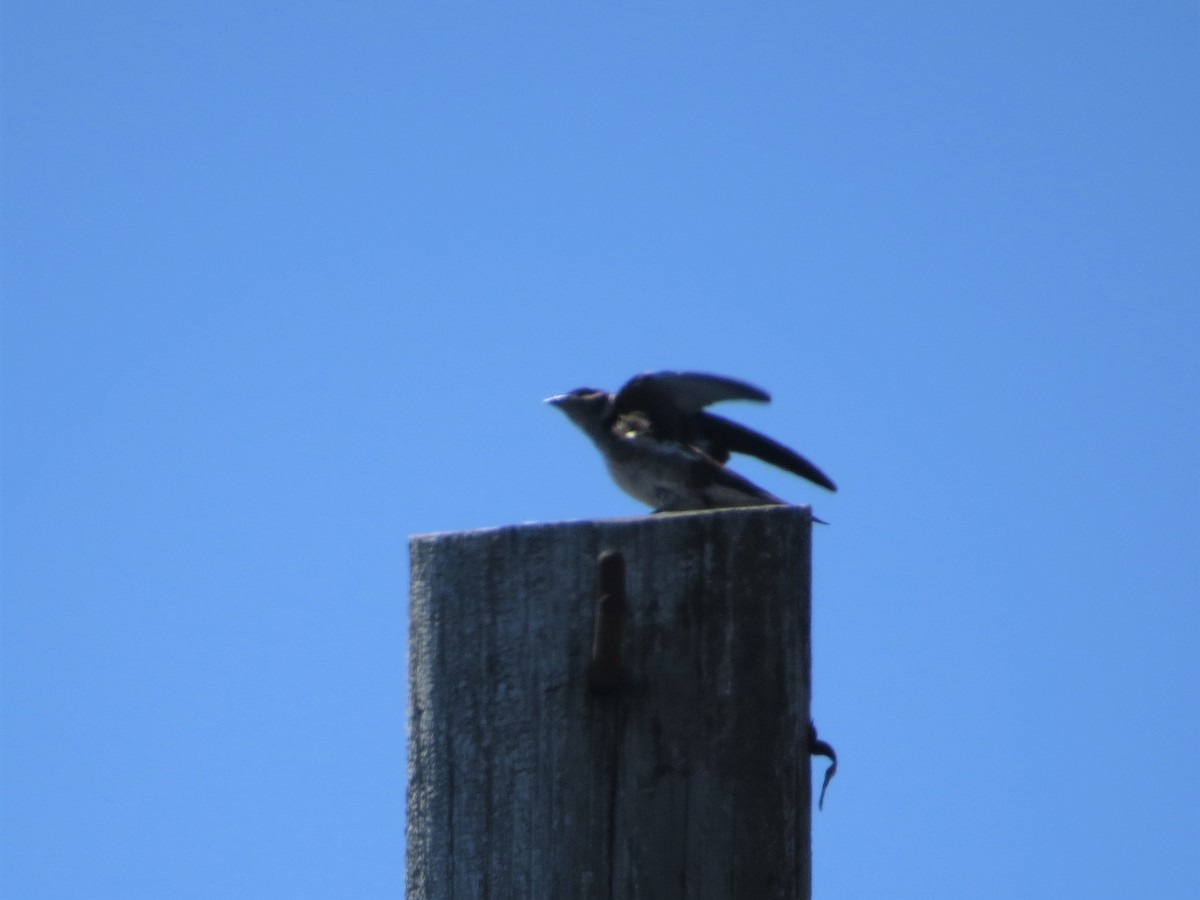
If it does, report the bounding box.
[602,437,698,508]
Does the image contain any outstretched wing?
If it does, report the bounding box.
[612,371,770,417]
[694,412,838,492]
[609,370,837,493]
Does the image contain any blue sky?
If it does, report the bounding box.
[3,2,1197,898]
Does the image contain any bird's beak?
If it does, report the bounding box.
[544,394,568,406]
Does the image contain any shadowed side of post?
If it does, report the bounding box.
[407,505,813,899]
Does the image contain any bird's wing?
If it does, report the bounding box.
[691,454,784,503]
[612,371,770,418]
[694,412,838,492]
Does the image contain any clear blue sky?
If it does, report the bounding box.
[3,3,1197,898]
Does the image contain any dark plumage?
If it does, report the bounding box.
[546,371,836,512]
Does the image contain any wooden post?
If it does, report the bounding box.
[407,505,813,899]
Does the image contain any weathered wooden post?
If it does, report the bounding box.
[407,505,814,899]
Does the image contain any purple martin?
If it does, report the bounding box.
[546,371,836,512]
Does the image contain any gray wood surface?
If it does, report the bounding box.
[408,505,813,899]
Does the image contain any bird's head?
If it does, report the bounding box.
[544,387,611,434]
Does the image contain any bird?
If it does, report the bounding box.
[545,371,836,512]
